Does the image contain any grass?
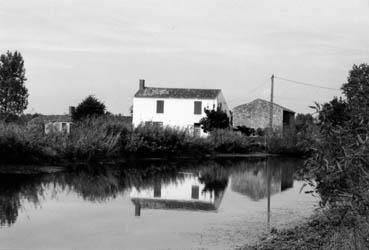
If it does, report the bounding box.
[242,209,369,250]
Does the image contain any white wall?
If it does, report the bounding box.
[132,97,218,129]
[130,173,215,203]
[44,122,71,134]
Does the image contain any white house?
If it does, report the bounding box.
[132,79,230,136]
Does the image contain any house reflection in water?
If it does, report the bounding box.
[230,159,295,201]
[130,173,225,216]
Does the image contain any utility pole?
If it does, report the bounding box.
[266,157,271,230]
[269,74,274,132]
[266,74,274,230]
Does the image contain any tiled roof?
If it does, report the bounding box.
[34,115,72,123]
[135,87,221,99]
[233,99,295,113]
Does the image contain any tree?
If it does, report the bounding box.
[317,97,349,129]
[72,95,106,121]
[341,63,369,127]
[305,63,369,226]
[199,108,230,133]
[295,113,315,133]
[0,51,28,117]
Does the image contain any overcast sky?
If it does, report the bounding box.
[1,0,369,114]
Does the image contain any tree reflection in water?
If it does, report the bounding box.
[0,157,300,226]
[0,174,45,226]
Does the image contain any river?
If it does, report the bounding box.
[0,157,318,250]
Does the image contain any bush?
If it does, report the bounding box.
[208,129,262,153]
[267,128,312,157]
[125,124,188,156]
[199,108,230,133]
[234,126,256,136]
[256,128,265,137]
[297,64,369,248]
[0,117,311,164]
[0,121,52,163]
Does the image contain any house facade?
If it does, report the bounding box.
[132,80,229,136]
[44,120,72,134]
[28,114,73,135]
[130,172,224,216]
[232,98,295,132]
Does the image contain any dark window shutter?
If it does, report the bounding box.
[156,100,164,113]
[191,185,199,199]
[193,123,201,137]
[194,101,202,114]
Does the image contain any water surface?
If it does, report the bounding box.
[0,157,317,250]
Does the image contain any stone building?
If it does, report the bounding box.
[232,98,295,131]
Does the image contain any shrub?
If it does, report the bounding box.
[62,116,129,161]
[256,128,265,136]
[0,121,51,163]
[267,128,312,157]
[199,108,230,133]
[0,116,311,164]
[208,129,261,153]
[234,126,255,136]
[125,123,188,156]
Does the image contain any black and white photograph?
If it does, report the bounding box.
[1,0,369,249]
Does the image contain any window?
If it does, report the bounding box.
[61,122,68,134]
[191,185,199,199]
[194,101,202,115]
[218,102,223,110]
[193,123,201,137]
[156,100,164,113]
[154,183,161,198]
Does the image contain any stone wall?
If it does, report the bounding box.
[232,99,284,130]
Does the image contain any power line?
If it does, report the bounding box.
[232,78,270,104]
[248,79,269,95]
[275,76,340,91]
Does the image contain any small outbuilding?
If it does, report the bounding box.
[45,121,72,134]
[28,114,72,135]
[232,98,295,132]
[41,115,72,134]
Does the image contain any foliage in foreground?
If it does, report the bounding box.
[285,63,369,250]
[304,64,369,220]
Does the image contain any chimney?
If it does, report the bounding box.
[69,106,76,116]
[139,79,145,90]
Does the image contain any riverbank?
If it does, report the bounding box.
[241,209,369,250]
[0,118,309,165]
